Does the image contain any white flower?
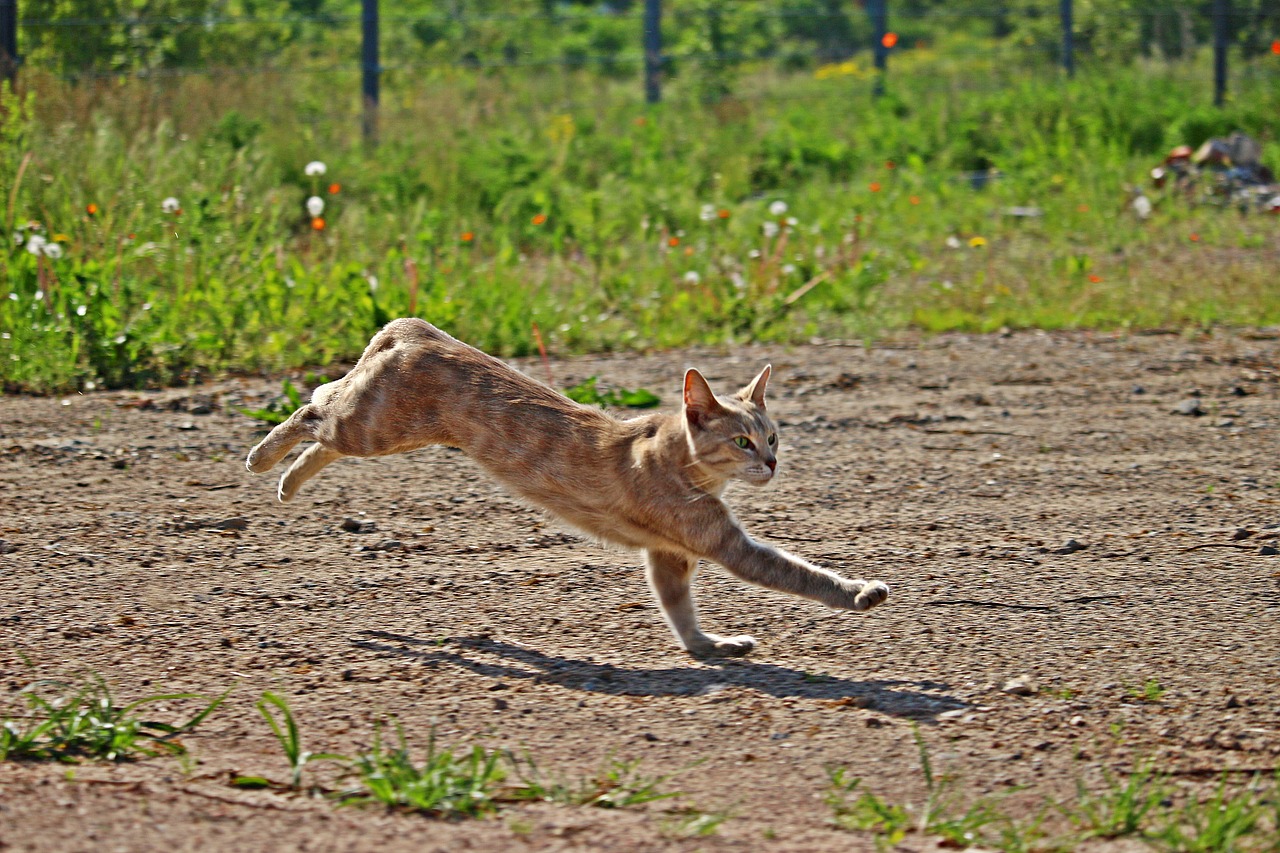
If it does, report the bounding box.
[162,197,181,214]
[305,160,327,176]
[683,271,701,284]
[76,305,87,316]
[786,217,798,228]
[769,200,788,216]
[762,221,779,239]
[946,236,962,249]
[699,204,716,222]
[306,195,325,218]
[782,264,797,275]
[25,234,46,255]
[42,242,63,260]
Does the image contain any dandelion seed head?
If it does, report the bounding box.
[43,243,64,260]
[305,160,327,176]
[699,204,716,222]
[683,271,701,284]
[161,197,181,214]
[769,200,788,216]
[306,196,325,218]
[76,305,87,316]
[26,234,46,255]
[762,221,779,238]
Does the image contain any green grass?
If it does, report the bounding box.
[338,725,508,818]
[0,675,226,763]
[828,731,1280,852]
[507,751,685,809]
[3,42,1279,394]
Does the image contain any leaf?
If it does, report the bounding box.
[231,775,273,789]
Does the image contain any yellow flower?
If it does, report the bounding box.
[969,236,987,248]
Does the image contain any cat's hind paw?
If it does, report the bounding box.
[852,580,889,612]
[687,633,757,658]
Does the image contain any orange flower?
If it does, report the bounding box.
[909,195,921,205]
[532,213,548,225]
[328,183,341,195]
[881,32,898,49]
[310,217,325,231]
[667,236,680,247]
[683,246,694,256]
[1077,204,1090,212]
[1272,39,1280,55]
[634,116,647,127]
[1088,274,1102,283]
[869,182,882,192]
[1189,233,1200,242]
[717,209,731,219]
[885,160,896,170]
[461,231,474,242]
[86,203,98,215]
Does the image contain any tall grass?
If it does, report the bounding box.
[3,47,1279,393]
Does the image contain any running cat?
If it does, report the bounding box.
[245,318,888,656]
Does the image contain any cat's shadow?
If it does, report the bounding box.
[353,631,965,721]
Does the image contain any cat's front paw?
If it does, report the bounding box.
[852,579,889,612]
[686,633,757,658]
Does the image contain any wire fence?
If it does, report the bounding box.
[4,1,1279,140]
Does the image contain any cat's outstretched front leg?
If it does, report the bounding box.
[645,549,756,657]
[707,529,889,613]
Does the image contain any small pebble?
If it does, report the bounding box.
[1172,399,1204,416]
[341,518,377,533]
[1001,675,1037,696]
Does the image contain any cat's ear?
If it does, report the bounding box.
[738,364,771,408]
[683,368,722,425]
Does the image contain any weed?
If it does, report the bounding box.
[0,675,226,763]
[1149,772,1279,853]
[237,690,346,790]
[1062,762,1170,840]
[1127,678,1166,703]
[825,767,910,845]
[339,724,506,818]
[662,806,733,838]
[508,752,683,809]
[236,378,305,426]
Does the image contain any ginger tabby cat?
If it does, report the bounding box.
[246,318,888,656]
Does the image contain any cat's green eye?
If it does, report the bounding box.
[734,436,751,449]
[767,433,777,446]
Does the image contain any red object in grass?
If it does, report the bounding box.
[86,203,98,215]
[882,32,898,49]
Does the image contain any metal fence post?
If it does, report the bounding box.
[361,0,380,145]
[867,0,888,96]
[0,0,18,89]
[1060,0,1074,76]
[644,0,662,104]
[1213,0,1228,106]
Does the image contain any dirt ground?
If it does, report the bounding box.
[1,329,1279,852]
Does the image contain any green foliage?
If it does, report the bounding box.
[244,690,346,790]
[5,16,1280,393]
[825,767,911,844]
[0,675,226,763]
[508,752,684,809]
[339,724,506,818]
[563,376,660,409]
[1063,762,1170,840]
[237,377,305,425]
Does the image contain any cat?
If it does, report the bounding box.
[245,318,888,657]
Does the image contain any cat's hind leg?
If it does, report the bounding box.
[278,443,344,502]
[245,404,323,474]
[645,549,756,657]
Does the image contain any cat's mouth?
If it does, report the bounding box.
[741,467,775,485]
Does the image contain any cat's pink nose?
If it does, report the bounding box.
[766,458,776,472]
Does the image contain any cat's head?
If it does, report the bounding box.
[682,365,778,486]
